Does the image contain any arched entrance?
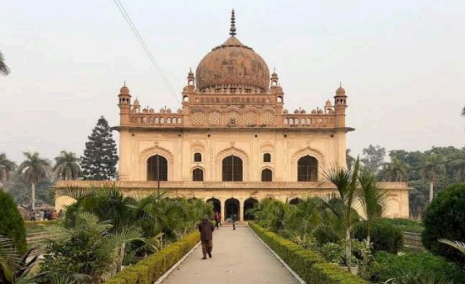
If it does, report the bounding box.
[297,155,318,181]
[289,198,303,205]
[225,198,240,221]
[147,155,168,181]
[244,198,258,220]
[206,198,221,214]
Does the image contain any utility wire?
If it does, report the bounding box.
[112,0,180,103]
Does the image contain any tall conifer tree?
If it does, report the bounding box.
[81,116,118,180]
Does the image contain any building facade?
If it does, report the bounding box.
[56,11,409,220]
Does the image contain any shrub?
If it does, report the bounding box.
[374,251,465,284]
[353,219,403,254]
[422,183,465,265]
[381,218,423,233]
[249,222,368,284]
[104,231,200,284]
[0,189,27,253]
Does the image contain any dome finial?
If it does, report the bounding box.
[230,9,237,36]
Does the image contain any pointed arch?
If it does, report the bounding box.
[140,146,174,181]
[291,147,325,182]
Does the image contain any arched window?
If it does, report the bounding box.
[222,155,243,181]
[147,155,168,181]
[263,153,271,162]
[261,169,272,182]
[297,155,318,181]
[193,168,204,181]
[194,153,202,162]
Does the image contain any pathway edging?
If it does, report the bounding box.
[153,241,201,284]
[248,226,306,284]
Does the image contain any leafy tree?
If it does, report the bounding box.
[81,116,118,180]
[422,183,465,265]
[357,169,387,248]
[0,153,16,183]
[0,51,10,76]
[4,171,54,207]
[361,145,386,173]
[17,152,50,211]
[379,156,409,182]
[0,190,27,253]
[53,151,81,180]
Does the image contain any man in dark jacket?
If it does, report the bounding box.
[198,215,215,259]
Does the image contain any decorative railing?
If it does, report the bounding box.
[283,114,336,127]
[129,114,183,125]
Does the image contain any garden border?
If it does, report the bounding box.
[153,241,201,284]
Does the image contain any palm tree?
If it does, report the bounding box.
[0,236,43,284]
[17,152,50,211]
[0,51,10,76]
[53,151,81,180]
[449,151,465,182]
[346,149,356,170]
[462,106,465,117]
[420,153,446,202]
[358,169,387,249]
[379,156,409,182]
[323,157,360,272]
[0,153,16,182]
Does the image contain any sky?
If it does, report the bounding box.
[0,0,464,164]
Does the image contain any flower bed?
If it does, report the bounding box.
[104,231,200,284]
[249,222,368,284]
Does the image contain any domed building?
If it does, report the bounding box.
[56,11,409,220]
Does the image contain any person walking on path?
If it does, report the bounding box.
[214,212,220,229]
[198,215,214,259]
[232,213,237,230]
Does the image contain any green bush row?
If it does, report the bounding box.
[24,220,58,226]
[380,218,423,233]
[249,222,368,284]
[104,231,200,284]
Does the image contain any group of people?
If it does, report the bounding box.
[198,211,238,259]
[29,209,59,221]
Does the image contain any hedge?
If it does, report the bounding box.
[0,189,27,253]
[104,231,200,284]
[249,222,367,284]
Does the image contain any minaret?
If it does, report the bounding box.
[118,82,131,125]
[334,83,347,127]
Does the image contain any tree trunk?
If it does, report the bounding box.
[346,228,352,272]
[429,181,434,203]
[366,230,371,249]
[31,182,36,211]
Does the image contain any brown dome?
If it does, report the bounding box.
[195,36,270,92]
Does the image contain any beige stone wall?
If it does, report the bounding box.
[118,128,347,183]
[55,180,409,220]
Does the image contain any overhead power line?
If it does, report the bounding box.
[112,0,180,103]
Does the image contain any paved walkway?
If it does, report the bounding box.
[161,226,299,284]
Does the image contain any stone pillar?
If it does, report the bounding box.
[221,198,226,222]
[239,198,244,222]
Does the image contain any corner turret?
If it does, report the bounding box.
[118,82,131,125]
[334,83,347,127]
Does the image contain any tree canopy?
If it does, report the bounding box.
[81,116,118,180]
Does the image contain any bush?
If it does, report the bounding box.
[249,222,368,284]
[0,189,27,253]
[422,183,465,265]
[374,251,465,284]
[104,231,200,284]
[353,220,403,254]
[381,218,423,233]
